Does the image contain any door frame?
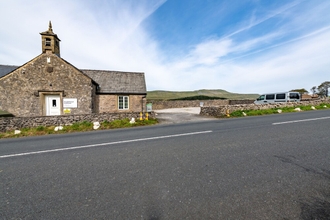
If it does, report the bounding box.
[39,92,63,116]
[45,95,61,115]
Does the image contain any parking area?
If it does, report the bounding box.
[154,107,215,124]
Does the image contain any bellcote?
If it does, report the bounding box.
[40,21,61,57]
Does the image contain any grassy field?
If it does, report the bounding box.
[147,89,259,100]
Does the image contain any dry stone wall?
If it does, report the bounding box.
[0,112,155,132]
[149,100,254,110]
[200,99,330,117]
[228,100,255,105]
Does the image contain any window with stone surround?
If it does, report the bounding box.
[118,96,129,110]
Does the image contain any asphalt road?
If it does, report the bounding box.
[1,110,330,219]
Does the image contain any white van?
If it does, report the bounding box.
[254,92,300,104]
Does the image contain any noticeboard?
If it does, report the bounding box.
[63,98,78,108]
[146,103,152,112]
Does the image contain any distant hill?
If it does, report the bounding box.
[147,89,259,100]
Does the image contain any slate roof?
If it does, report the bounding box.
[82,69,146,94]
[0,65,18,77]
[0,65,146,94]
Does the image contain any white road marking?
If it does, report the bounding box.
[0,130,213,159]
[272,116,330,125]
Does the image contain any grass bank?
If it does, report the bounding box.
[229,103,329,117]
[0,118,158,139]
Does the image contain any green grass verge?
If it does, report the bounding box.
[0,118,158,139]
[229,103,330,117]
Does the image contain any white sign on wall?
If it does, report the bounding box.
[63,98,78,108]
[146,103,152,112]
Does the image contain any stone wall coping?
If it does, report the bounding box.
[0,112,155,132]
[200,99,330,117]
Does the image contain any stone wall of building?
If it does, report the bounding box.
[200,99,330,117]
[0,111,155,132]
[0,53,94,117]
[92,83,98,113]
[148,100,254,110]
[95,94,117,113]
[96,94,146,113]
[130,95,146,112]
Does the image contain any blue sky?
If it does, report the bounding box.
[1,0,329,93]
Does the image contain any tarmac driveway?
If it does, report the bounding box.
[154,107,216,124]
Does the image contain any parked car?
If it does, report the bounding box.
[254,92,300,104]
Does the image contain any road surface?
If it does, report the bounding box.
[1,110,330,219]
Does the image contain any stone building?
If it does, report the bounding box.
[0,22,147,117]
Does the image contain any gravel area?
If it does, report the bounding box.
[154,107,215,124]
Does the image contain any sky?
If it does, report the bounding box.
[0,0,329,94]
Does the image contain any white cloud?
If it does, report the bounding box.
[0,0,329,94]
[151,0,330,93]
[152,25,330,93]
[225,0,302,38]
[190,39,232,65]
[204,29,330,93]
